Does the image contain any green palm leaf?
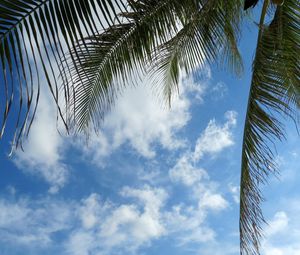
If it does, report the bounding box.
[0,0,122,150]
[66,0,203,132]
[153,0,243,104]
[240,0,300,254]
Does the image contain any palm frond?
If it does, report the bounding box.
[153,0,244,104]
[0,0,122,150]
[240,0,300,254]
[66,0,201,132]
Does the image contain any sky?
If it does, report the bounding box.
[1,4,300,255]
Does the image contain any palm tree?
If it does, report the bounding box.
[0,0,299,254]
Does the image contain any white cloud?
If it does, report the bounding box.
[164,203,215,246]
[66,185,168,254]
[182,72,207,103]
[120,185,168,214]
[169,154,208,186]
[169,157,228,212]
[79,193,106,230]
[199,192,228,211]
[137,168,161,184]
[105,84,189,157]
[0,198,72,247]
[9,22,73,194]
[266,211,289,236]
[80,71,208,164]
[13,91,68,193]
[65,231,95,255]
[211,82,228,100]
[193,111,237,161]
[67,186,167,255]
[0,181,229,255]
[228,183,240,204]
[261,207,300,255]
[0,188,166,255]
[165,111,237,245]
[161,173,228,246]
[67,109,236,253]
[170,111,237,187]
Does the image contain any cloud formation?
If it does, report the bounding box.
[79,72,208,165]
[13,92,68,193]
[193,111,237,161]
[0,188,167,255]
[167,111,237,246]
[261,200,300,255]
[0,197,72,247]
[0,179,233,255]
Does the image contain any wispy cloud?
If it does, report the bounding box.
[0,197,73,247]
[166,111,237,245]
[13,91,68,194]
[210,82,228,100]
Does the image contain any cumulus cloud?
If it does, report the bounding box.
[121,185,168,213]
[0,187,167,255]
[262,211,297,255]
[78,193,107,230]
[65,231,95,255]
[199,191,228,211]
[164,203,215,245]
[0,181,230,255]
[106,84,189,157]
[170,111,237,185]
[67,186,167,255]
[2,110,257,255]
[169,110,237,195]
[12,52,209,190]
[193,111,237,161]
[169,154,208,186]
[7,95,237,254]
[169,160,229,214]
[79,71,208,164]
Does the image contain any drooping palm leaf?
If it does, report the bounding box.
[153,0,243,104]
[0,0,123,150]
[240,0,300,254]
[66,0,205,132]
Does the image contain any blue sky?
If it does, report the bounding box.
[1,8,300,255]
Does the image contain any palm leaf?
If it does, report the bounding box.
[66,0,202,132]
[240,0,300,254]
[153,0,244,104]
[0,0,123,150]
